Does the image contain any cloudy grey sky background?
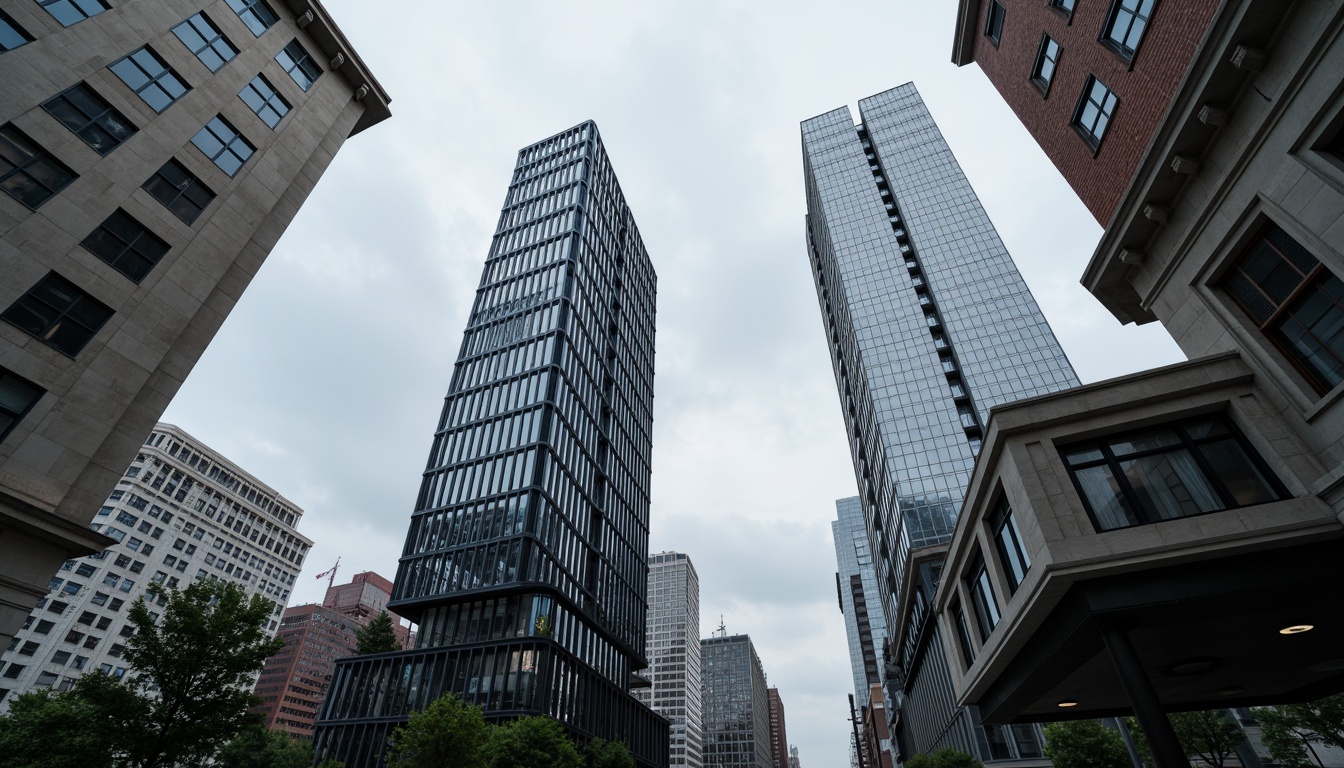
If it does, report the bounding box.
[161,1,1186,764]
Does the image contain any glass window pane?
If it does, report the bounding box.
[1119,451,1222,520]
[1074,465,1139,530]
[1199,439,1279,507]
[1108,428,1180,456]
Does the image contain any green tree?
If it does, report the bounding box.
[216,724,321,768]
[1043,720,1132,768]
[355,610,402,654]
[486,715,584,768]
[1255,695,1344,767]
[0,671,139,768]
[904,746,985,768]
[1169,710,1244,768]
[118,580,284,767]
[587,737,636,768]
[386,693,490,768]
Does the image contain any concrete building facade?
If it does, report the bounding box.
[0,0,389,654]
[0,422,310,707]
[951,0,1220,224]
[802,83,1073,763]
[634,551,703,768]
[701,632,771,768]
[767,687,788,768]
[314,121,667,768]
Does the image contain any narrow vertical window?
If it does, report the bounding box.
[41,83,137,156]
[1222,223,1344,393]
[108,47,191,113]
[1072,75,1118,151]
[967,552,1000,641]
[0,366,44,442]
[1103,0,1156,59]
[0,124,78,209]
[984,1,1006,45]
[1032,36,1061,94]
[952,599,976,668]
[991,498,1030,591]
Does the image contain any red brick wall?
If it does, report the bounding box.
[967,0,1220,225]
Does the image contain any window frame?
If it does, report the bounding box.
[0,366,44,443]
[190,115,255,177]
[951,598,976,669]
[37,0,108,27]
[275,39,321,92]
[226,0,279,37]
[990,497,1031,593]
[1049,0,1077,21]
[1071,74,1118,154]
[108,46,191,114]
[239,74,291,129]
[80,209,171,283]
[0,124,79,209]
[0,8,33,52]
[1059,413,1288,533]
[142,159,215,224]
[1031,35,1062,96]
[984,1,1006,47]
[966,551,1001,642]
[171,12,238,73]
[1220,221,1344,395]
[42,83,138,157]
[1101,0,1157,61]
[0,272,114,356]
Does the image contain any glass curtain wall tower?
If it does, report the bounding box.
[315,121,667,768]
[801,84,1076,762]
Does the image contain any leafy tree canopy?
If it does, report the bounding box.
[486,715,584,768]
[217,724,324,768]
[1169,710,1245,768]
[355,610,402,654]
[387,693,490,768]
[1254,694,1344,767]
[1043,719,1132,768]
[904,746,985,768]
[588,737,636,768]
[0,671,140,768]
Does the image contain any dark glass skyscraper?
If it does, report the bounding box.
[315,121,667,768]
[802,84,1076,762]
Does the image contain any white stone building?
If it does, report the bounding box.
[635,551,703,768]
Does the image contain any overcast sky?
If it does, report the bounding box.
[160,2,1186,764]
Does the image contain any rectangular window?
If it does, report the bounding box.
[108,47,190,114]
[38,0,107,27]
[172,13,237,72]
[1223,223,1344,393]
[41,83,137,156]
[0,9,33,51]
[952,599,976,668]
[275,40,320,92]
[984,1,1006,45]
[34,620,53,634]
[191,116,254,177]
[1032,36,1061,93]
[991,498,1030,592]
[17,641,38,656]
[1103,0,1156,59]
[0,366,44,442]
[967,553,1001,642]
[226,0,278,37]
[1,273,113,356]
[74,563,95,577]
[1062,415,1284,531]
[52,651,70,665]
[1050,0,1076,14]
[81,209,170,282]
[1072,75,1118,151]
[0,124,78,209]
[239,75,290,129]
[142,159,215,224]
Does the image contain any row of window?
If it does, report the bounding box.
[988,0,1155,60]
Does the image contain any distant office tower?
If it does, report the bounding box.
[802,83,1077,762]
[253,571,408,738]
[767,687,788,768]
[314,121,665,768]
[0,423,310,706]
[634,551,703,768]
[832,496,886,704]
[701,631,771,768]
[0,0,388,653]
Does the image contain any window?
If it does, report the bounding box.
[991,498,1031,592]
[172,13,237,72]
[1,10,33,52]
[1050,0,1076,14]
[109,47,190,113]
[191,116,254,177]
[41,84,137,156]
[1062,415,1284,532]
[966,552,1001,641]
[0,125,78,209]
[1072,75,1118,151]
[984,1,1006,45]
[90,592,108,606]
[275,40,320,92]
[37,0,107,27]
[952,599,976,668]
[1103,0,1156,59]
[74,563,96,578]
[1,664,24,679]
[34,620,53,634]
[0,366,44,442]
[2,273,113,356]
[143,159,215,224]
[52,651,70,665]
[81,209,170,282]
[1032,36,1061,93]
[239,75,290,129]
[227,0,279,37]
[1223,223,1344,393]
[17,641,38,656]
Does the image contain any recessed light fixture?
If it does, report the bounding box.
[1057,700,1079,708]
[1280,624,1314,635]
